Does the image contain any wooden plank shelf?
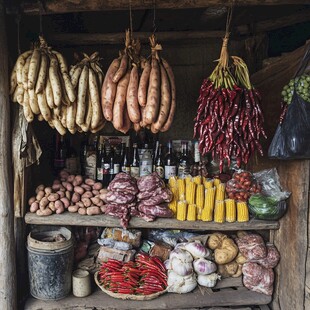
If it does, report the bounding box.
[25,212,279,231]
[24,277,272,310]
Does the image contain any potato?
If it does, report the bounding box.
[92,182,103,190]
[207,233,228,250]
[75,201,84,208]
[36,190,45,201]
[100,205,107,213]
[235,252,247,265]
[92,189,100,196]
[67,175,75,183]
[36,208,53,216]
[99,188,108,194]
[65,182,73,192]
[44,187,53,195]
[90,196,101,206]
[81,197,92,208]
[53,179,61,185]
[30,201,39,213]
[81,184,92,191]
[86,206,101,216]
[56,190,65,199]
[39,197,49,209]
[84,178,95,186]
[55,200,65,214]
[68,205,79,213]
[73,175,83,186]
[28,196,36,206]
[60,197,70,208]
[82,191,93,199]
[47,193,60,202]
[78,207,87,215]
[99,193,107,201]
[65,190,72,200]
[71,192,81,203]
[74,186,85,195]
[52,183,61,191]
[48,202,56,212]
[214,239,238,265]
[35,184,45,194]
[218,261,239,278]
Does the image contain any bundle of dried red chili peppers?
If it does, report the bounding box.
[194,36,266,172]
[98,253,167,295]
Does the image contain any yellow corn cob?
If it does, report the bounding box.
[177,178,186,200]
[214,200,225,223]
[186,181,196,204]
[196,184,204,220]
[201,187,216,221]
[168,176,178,188]
[237,201,249,222]
[225,199,236,223]
[204,178,214,189]
[213,178,221,186]
[168,200,177,215]
[185,175,192,186]
[177,201,187,221]
[187,204,197,221]
[215,183,226,201]
[170,186,179,202]
[193,175,202,185]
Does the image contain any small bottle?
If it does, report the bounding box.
[96,141,104,183]
[121,146,131,174]
[102,143,110,187]
[191,140,200,177]
[53,133,67,175]
[85,135,98,180]
[164,141,177,181]
[155,144,165,179]
[79,133,88,176]
[108,146,116,183]
[178,141,191,179]
[130,143,140,179]
[113,145,120,176]
[152,140,160,172]
[140,144,153,177]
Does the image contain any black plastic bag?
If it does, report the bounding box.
[268,47,310,159]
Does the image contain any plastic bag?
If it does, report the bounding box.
[268,46,310,159]
[253,168,291,201]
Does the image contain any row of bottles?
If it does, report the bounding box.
[53,132,206,187]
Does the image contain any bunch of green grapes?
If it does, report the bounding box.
[281,74,310,104]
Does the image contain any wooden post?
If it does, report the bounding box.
[0,0,17,309]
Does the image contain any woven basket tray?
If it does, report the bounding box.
[94,271,167,301]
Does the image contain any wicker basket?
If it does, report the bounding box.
[94,271,167,301]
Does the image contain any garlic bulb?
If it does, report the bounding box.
[197,273,221,288]
[167,270,197,294]
[193,258,217,275]
[169,248,193,263]
[171,257,193,276]
[183,241,211,259]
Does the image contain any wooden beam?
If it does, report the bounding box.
[17,0,310,15]
[48,31,226,46]
[237,9,310,35]
[0,0,17,309]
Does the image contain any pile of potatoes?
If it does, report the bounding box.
[28,170,107,216]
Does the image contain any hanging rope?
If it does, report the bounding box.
[15,14,21,55]
[152,0,157,34]
[38,0,44,36]
[129,0,133,41]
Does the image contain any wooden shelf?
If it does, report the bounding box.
[25,212,279,230]
[24,277,272,310]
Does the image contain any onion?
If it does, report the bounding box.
[167,270,197,294]
[183,241,210,259]
[197,273,221,288]
[193,258,217,275]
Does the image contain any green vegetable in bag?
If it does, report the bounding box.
[248,194,287,220]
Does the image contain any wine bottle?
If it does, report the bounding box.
[164,140,177,181]
[178,141,191,178]
[53,133,67,176]
[155,144,165,179]
[140,144,152,177]
[130,143,140,179]
[121,146,131,174]
[65,136,79,175]
[96,141,104,183]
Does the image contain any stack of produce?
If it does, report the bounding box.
[104,172,138,228]
[28,170,106,216]
[236,232,280,296]
[101,31,176,133]
[168,175,250,223]
[207,233,244,278]
[166,240,220,293]
[136,173,173,220]
[97,253,167,296]
[10,36,76,134]
[67,52,105,134]
[194,35,266,172]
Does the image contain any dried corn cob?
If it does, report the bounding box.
[237,201,249,222]
[196,184,204,220]
[204,178,214,189]
[186,181,196,204]
[201,187,216,221]
[214,200,225,223]
[187,204,197,221]
[168,176,178,188]
[215,183,226,201]
[193,175,202,185]
[177,178,186,200]
[225,199,236,223]
[168,200,177,215]
[185,175,192,186]
[170,186,179,202]
[213,178,221,187]
[177,201,187,221]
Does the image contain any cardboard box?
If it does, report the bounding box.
[97,246,136,263]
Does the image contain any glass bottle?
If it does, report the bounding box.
[152,140,160,172]
[178,141,191,179]
[108,146,116,183]
[155,144,165,179]
[139,144,153,177]
[53,133,67,176]
[130,143,140,179]
[102,143,110,187]
[79,133,88,176]
[164,140,177,181]
[121,146,131,174]
[65,136,79,175]
[191,140,200,177]
[84,135,98,180]
[96,141,104,183]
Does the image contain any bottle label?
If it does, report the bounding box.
[155,166,165,179]
[178,164,190,178]
[86,154,96,168]
[103,163,110,175]
[97,167,104,181]
[122,166,131,174]
[113,163,120,174]
[85,166,96,180]
[140,162,152,176]
[130,166,140,179]
[165,165,177,179]
[194,143,201,163]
